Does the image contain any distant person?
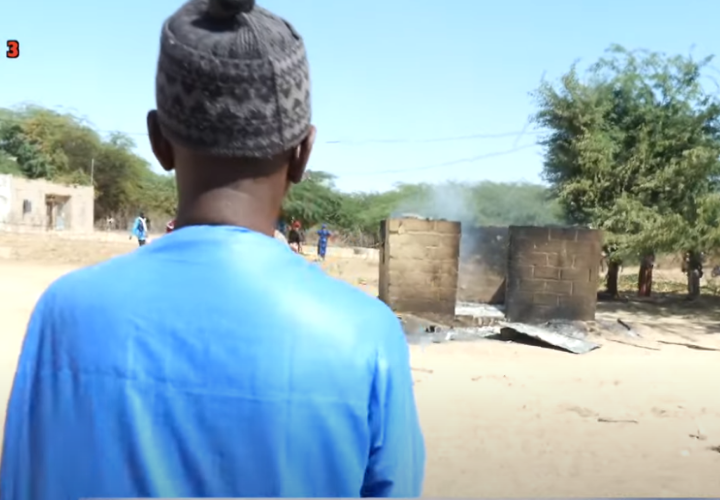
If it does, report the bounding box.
[276,218,287,236]
[130,211,148,246]
[684,250,704,299]
[317,223,331,260]
[0,0,425,498]
[288,220,303,254]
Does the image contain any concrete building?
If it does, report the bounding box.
[378,217,461,317]
[379,219,602,323]
[505,226,602,322]
[0,174,94,233]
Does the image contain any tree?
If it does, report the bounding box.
[0,105,180,226]
[0,103,568,242]
[0,120,55,179]
[282,171,343,228]
[469,181,564,226]
[533,45,720,296]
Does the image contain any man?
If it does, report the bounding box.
[683,250,704,299]
[317,223,331,261]
[0,0,424,498]
[288,219,303,254]
[130,211,148,246]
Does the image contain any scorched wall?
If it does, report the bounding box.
[505,226,602,322]
[458,226,509,304]
[379,218,461,317]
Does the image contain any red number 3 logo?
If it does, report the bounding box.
[6,40,19,59]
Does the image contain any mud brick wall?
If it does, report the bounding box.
[506,226,602,322]
[379,218,461,316]
[458,226,509,304]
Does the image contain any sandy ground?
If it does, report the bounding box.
[1,232,720,496]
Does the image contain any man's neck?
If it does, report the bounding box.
[175,188,279,236]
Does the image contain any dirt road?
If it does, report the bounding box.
[1,232,719,496]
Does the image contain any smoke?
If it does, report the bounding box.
[391,183,475,225]
[390,183,480,260]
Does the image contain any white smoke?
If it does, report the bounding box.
[391,182,475,224]
[390,182,480,259]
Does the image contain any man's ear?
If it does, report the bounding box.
[288,125,316,184]
[147,110,175,172]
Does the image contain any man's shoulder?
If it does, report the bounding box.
[40,252,144,307]
[301,267,402,340]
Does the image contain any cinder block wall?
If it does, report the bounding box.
[379,218,461,316]
[458,226,509,304]
[506,226,602,322]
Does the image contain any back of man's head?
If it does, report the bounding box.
[149,0,315,232]
[155,0,311,159]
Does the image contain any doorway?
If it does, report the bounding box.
[45,194,70,231]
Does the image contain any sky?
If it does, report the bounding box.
[0,0,718,192]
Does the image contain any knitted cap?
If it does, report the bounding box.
[155,0,311,158]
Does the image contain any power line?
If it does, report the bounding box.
[0,116,540,145]
[324,130,541,145]
[340,143,539,177]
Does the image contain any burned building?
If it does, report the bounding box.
[458,226,509,304]
[380,217,602,323]
[505,226,602,322]
[378,217,461,317]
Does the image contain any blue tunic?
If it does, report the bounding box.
[0,226,425,499]
[131,216,147,241]
[317,228,330,256]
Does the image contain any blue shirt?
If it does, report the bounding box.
[0,226,425,499]
[131,216,147,240]
[318,228,331,243]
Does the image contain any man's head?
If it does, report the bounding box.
[147,0,315,233]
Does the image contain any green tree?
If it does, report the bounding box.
[283,170,343,228]
[469,181,564,226]
[533,44,720,295]
[0,103,568,244]
[0,105,179,226]
[0,150,23,176]
[0,120,55,179]
[93,133,156,220]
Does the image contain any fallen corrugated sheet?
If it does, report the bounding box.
[498,322,600,354]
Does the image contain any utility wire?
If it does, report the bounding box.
[324,130,541,145]
[0,116,540,145]
[340,143,539,177]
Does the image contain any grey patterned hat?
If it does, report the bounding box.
[155,0,311,158]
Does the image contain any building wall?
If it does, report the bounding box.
[458,226,509,304]
[379,218,461,317]
[506,226,602,322]
[0,175,94,233]
[0,175,10,224]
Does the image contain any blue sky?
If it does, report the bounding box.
[0,0,717,192]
